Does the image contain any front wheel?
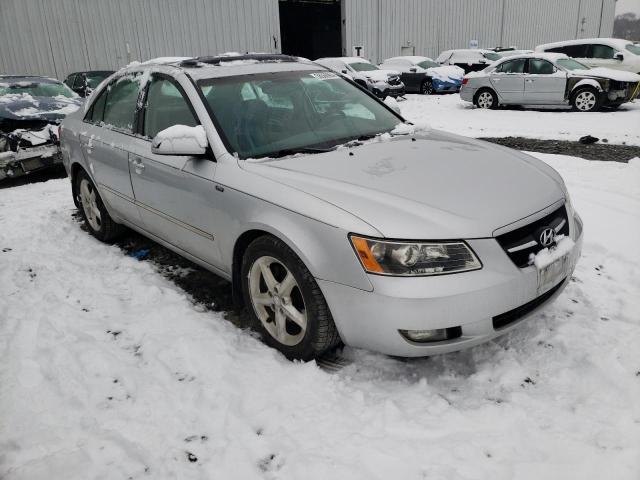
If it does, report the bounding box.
[571,87,601,112]
[474,88,498,109]
[241,235,340,360]
[420,79,434,95]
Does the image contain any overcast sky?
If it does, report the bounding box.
[615,0,640,16]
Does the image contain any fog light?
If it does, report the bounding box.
[399,327,462,343]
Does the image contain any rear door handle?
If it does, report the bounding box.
[525,79,535,83]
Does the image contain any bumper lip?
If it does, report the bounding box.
[318,226,583,357]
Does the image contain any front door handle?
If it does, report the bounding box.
[525,79,535,83]
[131,156,145,174]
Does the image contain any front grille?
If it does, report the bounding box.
[492,278,566,330]
[496,205,569,268]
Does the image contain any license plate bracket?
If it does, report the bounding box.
[537,252,572,295]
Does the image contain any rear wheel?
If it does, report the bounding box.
[75,170,125,242]
[241,235,340,360]
[420,79,434,95]
[474,88,498,109]
[571,87,601,112]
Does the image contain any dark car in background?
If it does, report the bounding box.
[0,76,81,180]
[64,70,114,97]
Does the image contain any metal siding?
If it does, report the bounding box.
[343,0,617,63]
[0,0,280,78]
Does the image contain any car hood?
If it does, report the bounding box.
[425,65,465,82]
[363,70,400,82]
[0,94,82,123]
[570,68,640,82]
[241,131,565,239]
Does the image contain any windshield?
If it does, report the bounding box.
[199,70,402,159]
[417,60,439,69]
[0,82,76,98]
[85,73,111,89]
[556,58,590,71]
[626,44,640,55]
[483,52,502,61]
[349,62,378,72]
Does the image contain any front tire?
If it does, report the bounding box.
[241,235,340,360]
[571,87,601,112]
[420,79,434,95]
[474,88,498,109]
[75,170,125,242]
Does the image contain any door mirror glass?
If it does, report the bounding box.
[614,52,624,61]
[151,125,208,156]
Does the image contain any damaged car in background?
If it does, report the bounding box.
[460,53,640,111]
[0,76,82,181]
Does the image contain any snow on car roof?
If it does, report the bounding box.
[536,37,635,51]
[384,56,433,63]
[493,52,568,62]
[323,57,372,65]
[0,75,61,85]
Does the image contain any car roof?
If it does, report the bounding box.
[495,52,568,62]
[119,53,325,81]
[318,56,371,64]
[536,37,633,50]
[0,75,61,84]
[383,56,434,63]
[448,49,495,54]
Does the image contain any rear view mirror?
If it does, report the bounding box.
[151,125,208,156]
[614,52,624,61]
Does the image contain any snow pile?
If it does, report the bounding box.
[1,152,639,479]
[426,65,464,82]
[153,124,207,149]
[399,94,640,146]
[529,235,575,268]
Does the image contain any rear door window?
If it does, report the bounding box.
[528,59,555,74]
[102,76,141,132]
[143,76,199,139]
[591,44,615,59]
[495,58,526,73]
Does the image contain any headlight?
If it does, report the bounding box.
[349,235,482,276]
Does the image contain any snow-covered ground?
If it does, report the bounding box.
[1,152,639,479]
[399,94,640,146]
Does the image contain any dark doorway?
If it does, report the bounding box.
[279,0,342,60]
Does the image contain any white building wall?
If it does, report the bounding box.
[344,0,616,63]
[0,0,281,79]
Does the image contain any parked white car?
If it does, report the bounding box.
[436,49,502,73]
[460,53,640,111]
[536,38,640,74]
[315,57,405,98]
[379,56,464,94]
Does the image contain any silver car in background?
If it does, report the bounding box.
[460,53,640,111]
[60,54,583,360]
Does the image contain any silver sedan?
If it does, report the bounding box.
[60,54,583,360]
[460,52,640,111]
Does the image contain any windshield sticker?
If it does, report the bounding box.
[310,72,339,80]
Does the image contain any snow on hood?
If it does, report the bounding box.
[425,65,465,82]
[0,93,81,122]
[363,69,400,82]
[570,68,640,83]
[241,130,565,238]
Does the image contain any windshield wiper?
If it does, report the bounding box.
[266,146,335,158]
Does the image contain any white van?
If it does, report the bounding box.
[536,38,640,74]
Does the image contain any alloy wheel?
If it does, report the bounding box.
[574,91,597,111]
[248,255,307,346]
[422,81,433,95]
[80,178,102,231]
[477,91,494,108]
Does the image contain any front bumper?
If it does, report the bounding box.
[0,144,62,181]
[318,218,583,357]
[433,78,462,92]
[372,83,405,98]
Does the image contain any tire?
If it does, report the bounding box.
[420,79,434,95]
[241,235,341,361]
[571,87,601,112]
[75,170,125,242]
[474,88,498,109]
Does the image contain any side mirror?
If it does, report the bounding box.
[479,59,487,64]
[614,52,624,61]
[409,67,417,73]
[341,69,348,74]
[151,125,208,156]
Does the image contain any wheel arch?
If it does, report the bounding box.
[571,78,603,94]
[70,161,89,207]
[474,86,499,106]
